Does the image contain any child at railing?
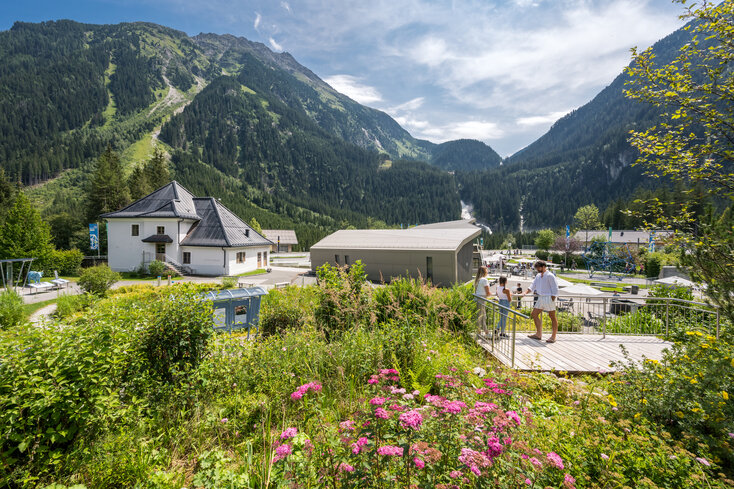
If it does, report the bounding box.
[474,266,490,333]
[496,276,512,337]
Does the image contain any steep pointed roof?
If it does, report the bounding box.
[100,181,199,219]
[180,198,272,248]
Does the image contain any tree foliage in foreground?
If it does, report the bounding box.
[625,0,734,322]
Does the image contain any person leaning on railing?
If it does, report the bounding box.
[474,266,490,333]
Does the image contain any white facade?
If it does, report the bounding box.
[106,218,270,276]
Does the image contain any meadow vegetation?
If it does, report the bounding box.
[0,262,731,488]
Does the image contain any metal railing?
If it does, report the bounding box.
[474,293,721,368]
[474,295,529,368]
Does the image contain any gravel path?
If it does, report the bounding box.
[29,303,57,324]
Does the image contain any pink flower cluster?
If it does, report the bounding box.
[351,436,369,454]
[458,447,491,476]
[369,396,387,406]
[377,445,404,457]
[290,382,322,400]
[367,368,400,385]
[398,409,423,430]
[547,451,565,470]
[274,444,292,462]
[443,400,468,414]
[280,427,298,440]
[374,408,390,419]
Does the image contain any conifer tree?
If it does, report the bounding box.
[144,147,170,190]
[87,146,130,221]
[0,192,54,266]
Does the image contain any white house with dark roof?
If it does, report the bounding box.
[101,182,273,276]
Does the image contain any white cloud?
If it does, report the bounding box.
[516,110,572,126]
[397,118,504,142]
[389,97,425,113]
[324,75,383,104]
[269,37,284,52]
[253,12,261,30]
[143,0,684,153]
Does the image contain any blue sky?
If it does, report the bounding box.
[2,0,684,155]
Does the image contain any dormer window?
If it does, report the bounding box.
[245,229,250,238]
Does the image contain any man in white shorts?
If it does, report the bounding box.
[525,260,559,343]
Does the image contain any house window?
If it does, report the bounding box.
[263,251,268,264]
[426,256,433,282]
[236,252,246,264]
[245,229,250,238]
[183,252,191,265]
[157,226,165,235]
[344,255,350,266]
[156,244,166,255]
[131,224,139,236]
[335,255,340,265]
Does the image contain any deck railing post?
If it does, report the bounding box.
[665,300,670,336]
[602,298,607,339]
[511,313,516,368]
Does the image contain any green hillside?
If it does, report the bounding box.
[0,20,462,249]
[430,139,502,172]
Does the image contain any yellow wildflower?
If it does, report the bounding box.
[676,411,684,418]
[722,391,729,400]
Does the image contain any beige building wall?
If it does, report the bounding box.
[311,248,460,286]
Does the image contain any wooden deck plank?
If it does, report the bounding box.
[478,333,672,373]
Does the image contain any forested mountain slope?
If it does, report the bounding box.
[459,25,695,231]
[2,20,463,247]
[430,139,502,171]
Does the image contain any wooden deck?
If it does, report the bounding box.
[477,334,672,373]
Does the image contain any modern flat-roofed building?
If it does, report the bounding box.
[310,220,481,285]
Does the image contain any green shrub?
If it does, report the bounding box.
[373,277,429,324]
[549,252,564,264]
[54,293,95,319]
[610,330,734,470]
[428,284,475,335]
[139,292,213,384]
[78,265,120,296]
[41,249,84,276]
[0,290,26,329]
[147,260,167,277]
[645,251,679,278]
[315,261,371,339]
[259,286,315,337]
[221,276,237,289]
[535,250,549,260]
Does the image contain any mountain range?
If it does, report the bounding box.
[0,18,693,245]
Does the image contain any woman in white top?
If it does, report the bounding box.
[474,266,490,333]
[495,276,512,337]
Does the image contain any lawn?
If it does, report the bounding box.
[236,268,268,277]
[22,297,57,316]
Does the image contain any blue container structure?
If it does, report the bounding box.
[203,287,267,337]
